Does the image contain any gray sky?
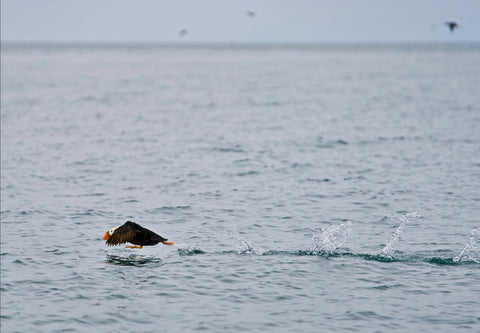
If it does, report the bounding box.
[2,0,479,43]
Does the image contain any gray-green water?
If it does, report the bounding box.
[1,43,479,332]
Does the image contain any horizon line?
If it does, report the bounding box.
[2,39,480,46]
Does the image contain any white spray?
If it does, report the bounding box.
[381,212,420,258]
[311,220,352,254]
[453,227,480,263]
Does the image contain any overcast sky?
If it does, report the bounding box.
[2,0,479,43]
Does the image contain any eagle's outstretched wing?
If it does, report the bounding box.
[106,221,138,246]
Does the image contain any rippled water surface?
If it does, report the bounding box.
[1,43,480,332]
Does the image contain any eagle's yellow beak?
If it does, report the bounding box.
[103,232,109,240]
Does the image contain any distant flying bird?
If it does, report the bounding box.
[445,21,459,32]
[103,221,173,249]
[178,29,188,37]
[246,11,256,18]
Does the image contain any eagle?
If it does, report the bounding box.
[103,221,173,249]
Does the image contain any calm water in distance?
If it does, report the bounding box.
[1,43,480,332]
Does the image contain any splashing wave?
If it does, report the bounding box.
[172,214,479,266]
[311,220,352,254]
[381,212,420,258]
[232,229,265,255]
[453,227,480,263]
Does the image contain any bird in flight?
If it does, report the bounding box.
[445,21,459,32]
[103,221,173,249]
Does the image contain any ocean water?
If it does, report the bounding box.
[1,43,479,332]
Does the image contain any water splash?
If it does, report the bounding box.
[311,221,352,254]
[453,227,480,263]
[173,248,478,265]
[177,246,206,256]
[381,212,420,258]
[232,229,265,255]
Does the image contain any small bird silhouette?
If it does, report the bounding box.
[178,29,188,37]
[246,11,256,18]
[444,21,459,32]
